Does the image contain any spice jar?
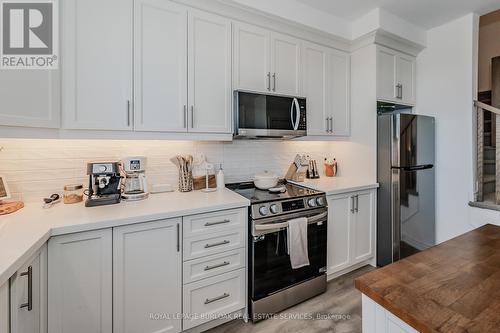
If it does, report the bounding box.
[64,184,84,204]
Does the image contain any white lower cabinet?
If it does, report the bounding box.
[182,208,247,330]
[362,295,418,333]
[0,282,8,333]
[327,189,376,276]
[182,269,245,330]
[48,229,113,333]
[10,245,47,333]
[113,218,182,333]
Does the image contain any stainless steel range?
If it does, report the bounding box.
[227,181,328,321]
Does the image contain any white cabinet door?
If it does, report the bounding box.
[376,47,397,102]
[0,71,59,128]
[303,42,350,137]
[327,49,350,136]
[62,0,133,130]
[134,0,188,132]
[302,42,328,135]
[396,54,416,105]
[48,229,112,333]
[113,219,182,333]
[233,22,270,92]
[0,282,8,333]
[327,193,353,274]
[270,32,300,95]
[377,46,416,106]
[10,245,47,333]
[188,10,232,133]
[351,191,376,264]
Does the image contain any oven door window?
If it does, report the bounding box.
[251,221,327,300]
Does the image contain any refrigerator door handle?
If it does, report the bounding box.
[393,164,434,171]
[391,168,401,263]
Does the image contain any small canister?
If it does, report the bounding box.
[64,184,84,204]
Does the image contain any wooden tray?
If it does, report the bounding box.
[0,201,24,215]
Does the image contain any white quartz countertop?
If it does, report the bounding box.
[0,189,249,286]
[289,177,379,195]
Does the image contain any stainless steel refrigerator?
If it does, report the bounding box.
[377,105,436,267]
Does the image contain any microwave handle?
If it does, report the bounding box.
[290,98,300,131]
[294,98,300,130]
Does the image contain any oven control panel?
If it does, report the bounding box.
[252,195,327,218]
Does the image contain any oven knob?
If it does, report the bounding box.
[316,197,325,206]
[270,204,279,214]
[259,206,269,216]
[308,198,317,207]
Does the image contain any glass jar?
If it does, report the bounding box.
[64,184,84,204]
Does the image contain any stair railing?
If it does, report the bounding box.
[474,100,500,202]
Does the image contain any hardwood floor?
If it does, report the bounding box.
[207,265,375,333]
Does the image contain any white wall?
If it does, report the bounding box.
[0,139,371,202]
[415,13,498,242]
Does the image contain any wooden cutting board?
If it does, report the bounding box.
[0,201,24,215]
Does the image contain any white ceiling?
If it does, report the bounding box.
[295,0,500,29]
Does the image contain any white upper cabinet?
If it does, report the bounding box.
[327,49,350,136]
[270,32,301,95]
[303,42,350,136]
[134,0,188,132]
[62,0,133,130]
[0,71,59,128]
[396,54,416,105]
[377,46,416,106]
[233,23,301,95]
[188,10,232,133]
[233,22,271,92]
[134,1,231,134]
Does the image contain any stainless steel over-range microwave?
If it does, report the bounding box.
[233,91,307,139]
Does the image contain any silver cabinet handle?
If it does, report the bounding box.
[267,72,271,91]
[351,196,355,213]
[330,117,333,133]
[204,240,230,248]
[272,73,276,91]
[127,100,131,127]
[204,261,230,271]
[204,292,230,304]
[396,84,403,99]
[176,223,180,252]
[191,106,194,128]
[19,266,33,311]
[355,195,359,212]
[184,105,187,128]
[204,219,230,227]
[326,117,330,133]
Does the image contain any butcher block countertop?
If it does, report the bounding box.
[355,224,500,333]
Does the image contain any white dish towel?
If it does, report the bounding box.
[287,217,310,269]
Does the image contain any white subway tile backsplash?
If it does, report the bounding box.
[0,139,339,202]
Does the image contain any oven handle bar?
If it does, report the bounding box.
[254,211,327,231]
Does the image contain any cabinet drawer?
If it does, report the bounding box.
[183,269,245,330]
[183,208,245,238]
[183,229,245,260]
[183,248,245,284]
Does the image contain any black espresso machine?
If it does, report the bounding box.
[85,162,122,207]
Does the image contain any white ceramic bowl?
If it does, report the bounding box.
[253,171,279,190]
